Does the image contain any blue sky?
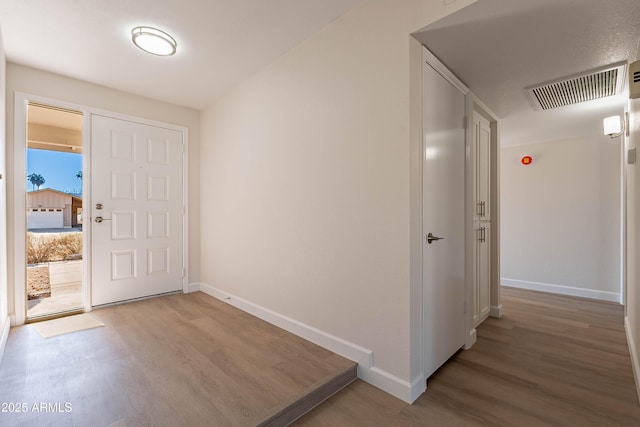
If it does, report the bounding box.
[27,148,82,194]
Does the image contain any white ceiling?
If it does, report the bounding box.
[0,0,363,110]
[3,0,640,145]
[414,0,640,146]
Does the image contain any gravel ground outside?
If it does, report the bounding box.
[27,265,51,300]
[25,230,82,300]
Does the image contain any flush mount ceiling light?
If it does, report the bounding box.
[131,26,177,56]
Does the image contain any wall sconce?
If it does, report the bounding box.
[603,113,629,138]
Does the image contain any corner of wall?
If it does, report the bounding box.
[408,34,425,391]
[186,282,201,293]
[0,23,8,355]
[490,304,503,318]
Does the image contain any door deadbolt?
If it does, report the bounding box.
[96,203,103,210]
[426,232,444,244]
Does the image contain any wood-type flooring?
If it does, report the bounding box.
[2,287,639,426]
[296,287,640,426]
[0,291,355,426]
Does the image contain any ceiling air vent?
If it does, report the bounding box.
[525,62,627,110]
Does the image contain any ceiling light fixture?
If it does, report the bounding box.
[131,26,177,56]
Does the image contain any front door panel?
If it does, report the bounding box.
[91,115,184,306]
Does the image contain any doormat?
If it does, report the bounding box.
[32,313,104,338]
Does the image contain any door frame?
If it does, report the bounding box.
[13,92,190,325]
[421,47,469,378]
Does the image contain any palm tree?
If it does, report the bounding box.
[76,170,82,180]
[27,173,45,190]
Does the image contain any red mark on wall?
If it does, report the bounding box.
[521,155,533,166]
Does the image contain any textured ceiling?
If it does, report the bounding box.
[0,0,363,110]
[414,0,640,145]
[3,0,640,144]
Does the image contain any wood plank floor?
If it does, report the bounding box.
[296,287,640,426]
[0,291,355,426]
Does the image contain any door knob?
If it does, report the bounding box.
[426,232,444,244]
[94,216,111,223]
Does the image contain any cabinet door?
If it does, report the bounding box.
[473,113,491,221]
[474,222,491,327]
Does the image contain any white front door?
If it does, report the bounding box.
[423,61,466,378]
[90,115,185,306]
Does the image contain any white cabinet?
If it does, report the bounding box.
[473,113,491,221]
[472,111,491,327]
[473,222,491,327]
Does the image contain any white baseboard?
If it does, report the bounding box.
[9,314,16,327]
[464,328,477,350]
[186,282,201,293]
[625,316,640,404]
[501,279,620,303]
[0,316,10,364]
[490,304,502,318]
[409,374,427,403]
[197,282,419,403]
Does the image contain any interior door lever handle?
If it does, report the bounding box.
[94,216,112,223]
[426,233,444,244]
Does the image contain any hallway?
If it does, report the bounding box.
[296,287,640,426]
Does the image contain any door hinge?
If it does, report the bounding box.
[464,299,467,314]
[182,268,186,278]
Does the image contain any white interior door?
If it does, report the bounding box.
[423,62,466,378]
[91,115,185,306]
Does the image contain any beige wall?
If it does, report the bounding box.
[0,26,8,346]
[199,0,474,398]
[6,63,201,316]
[501,136,622,300]
[626,97,640,401]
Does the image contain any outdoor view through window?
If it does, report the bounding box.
[26,103,83,320]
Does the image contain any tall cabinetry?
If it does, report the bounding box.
[472,112,491,327]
